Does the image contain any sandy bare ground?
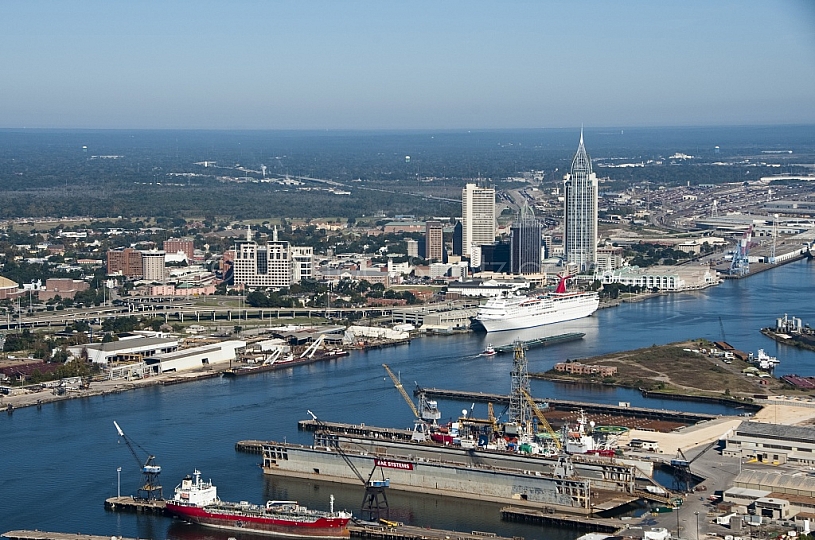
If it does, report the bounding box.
[620,400,815,456]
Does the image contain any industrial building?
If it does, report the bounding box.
[598,265,720,291]
[69,335,180,365]
[724,421,815,465]
[145,340,246,374]
[725,470,815,518]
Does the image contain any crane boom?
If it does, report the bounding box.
[308,410,390,520]
[382,364,420,419]
[521,390,561,451]
[113,421,162,500]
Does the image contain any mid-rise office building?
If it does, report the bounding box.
[452,221,463,256]
[510,205,542,275]
[461,184,496,257]
[425,220,444,262]
[563,130,598,272]
[107,248,143,278]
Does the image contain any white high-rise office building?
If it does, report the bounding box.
[233,227,313,289]
[461,183,496,257]
[563,130,598,272]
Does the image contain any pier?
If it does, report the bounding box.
[348,524,518,540]
[103,496,166,515]
[235,439,269,454]
[416,388,722,425]
[3,533,139,540]
[499,506,622,532]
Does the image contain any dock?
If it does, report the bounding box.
[416,388,721,425]
[348,524,518,540]
[235,439,269,454]
[3,532,140,540]
[103,496,166,515]
[499,507,623,532]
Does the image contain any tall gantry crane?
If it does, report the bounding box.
[113,421,162,500]
[729,225,754,277]
[308,411,390,521]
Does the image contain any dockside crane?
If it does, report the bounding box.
[113,421,162,500]
[521,390,562,452]
[308,410,389,521]
[382,364,440,441]
[671,440,717,492]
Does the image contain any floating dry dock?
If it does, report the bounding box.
[260,430,667,515]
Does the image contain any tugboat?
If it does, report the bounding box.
[165,470,352,538]
[482,344,497,357]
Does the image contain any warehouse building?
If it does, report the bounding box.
[723,421,815,465]
[145,340,246,374]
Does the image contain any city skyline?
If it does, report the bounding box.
[1,1,813,130]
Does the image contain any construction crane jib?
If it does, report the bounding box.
[520,390,562,452]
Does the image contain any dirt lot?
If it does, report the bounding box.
[533,340,789,399]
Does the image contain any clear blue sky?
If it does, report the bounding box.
[1,1,813,130]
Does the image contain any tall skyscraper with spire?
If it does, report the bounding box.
[563,130,598,272]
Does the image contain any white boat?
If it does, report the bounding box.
[752,348,779,370]
[482,344,496,356]
[474,275,599,333]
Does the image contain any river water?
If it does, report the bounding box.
[1,260,813,540]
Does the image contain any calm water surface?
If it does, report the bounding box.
[1,260,813,539]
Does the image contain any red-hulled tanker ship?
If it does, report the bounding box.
[165,470,352,538]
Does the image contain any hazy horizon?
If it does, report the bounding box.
[2,1,814,131]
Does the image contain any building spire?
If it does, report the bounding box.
[247,225,252,242]
[572,128,591,175]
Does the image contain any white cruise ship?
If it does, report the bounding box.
[474,277,599,332]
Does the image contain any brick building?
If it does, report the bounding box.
[107,248,143,277]
[163,238,195,260]
[38,278,90,301]
[554,362,617,377]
